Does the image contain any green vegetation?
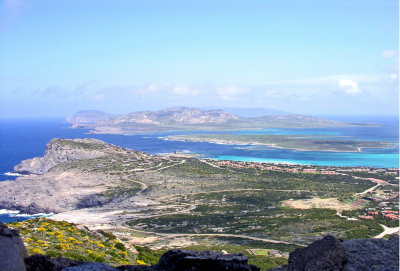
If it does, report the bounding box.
[8,218,143,266]
[56,139,106,150]
[8,138,397,269]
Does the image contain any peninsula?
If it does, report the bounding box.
[165,134,394,152]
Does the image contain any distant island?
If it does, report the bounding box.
[165,134,394,153]
[66,107,376,134]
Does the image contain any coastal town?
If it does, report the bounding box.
[205,159,400,223]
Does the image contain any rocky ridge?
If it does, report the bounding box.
[97,107,240,125]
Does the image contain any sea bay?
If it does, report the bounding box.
[0,115,398,184]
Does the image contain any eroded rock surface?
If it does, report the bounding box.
[13,138,107,175]
[0,170,115,213]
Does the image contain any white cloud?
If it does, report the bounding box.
[217,85,247,100]
[337,79,360,94]
[92,94,105,101]
[172,84,190,95]
[264,90,281,98]
[382,50,396,59]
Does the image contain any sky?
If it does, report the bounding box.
[0,0,398,118]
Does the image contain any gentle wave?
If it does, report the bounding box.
[0,209,53,218]
[0,209,19,214]
[3,172,23,177]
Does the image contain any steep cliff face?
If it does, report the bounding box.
[13,139,107,175]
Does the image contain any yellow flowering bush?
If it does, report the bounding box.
[136,259,146,265]
[7,218,138,265]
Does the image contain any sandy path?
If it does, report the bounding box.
[374,224,400,239]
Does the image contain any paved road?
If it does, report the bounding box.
[357,183,381,196]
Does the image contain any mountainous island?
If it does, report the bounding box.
[67,107,375,134]
[1,138,399,269]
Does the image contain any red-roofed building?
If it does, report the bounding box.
[384,214,399,221]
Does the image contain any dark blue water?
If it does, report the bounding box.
[0,116,398,222]
[0,116,398,183]
[0,212,53,223]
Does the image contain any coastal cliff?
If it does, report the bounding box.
[0,138,150,213]
[13,138,107,175]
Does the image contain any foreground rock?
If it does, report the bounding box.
[24,250,259,271]
[0,223,27,271]
[342,236,399,271]
[271,235,399,271]
[271,235,347,271]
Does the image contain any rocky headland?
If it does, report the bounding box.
[13,138,107,175]
[0,138,150,213]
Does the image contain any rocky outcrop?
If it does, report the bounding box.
[271,235,399,271]
[153,249,259,271]
[25,254,85,271]
[342,235,399,271]
[271,235,347,271]
[13,139,107,175]
[0,170,114,214]
[24,250,259,271]
[0,223,28,271]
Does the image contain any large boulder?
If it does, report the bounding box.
[153,249,260,271]
[62,263,118,271]
[342,235,399,271]
[0,223,28,271]
[271,235,348,271]
[24,254,84,271]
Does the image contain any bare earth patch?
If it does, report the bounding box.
[281,197,354,210]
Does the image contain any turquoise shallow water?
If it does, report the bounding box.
[0,116,398,184]
[214,152,399,168]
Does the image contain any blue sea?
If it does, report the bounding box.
[0,115,398,222]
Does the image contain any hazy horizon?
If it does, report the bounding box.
[0,0,398,118]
